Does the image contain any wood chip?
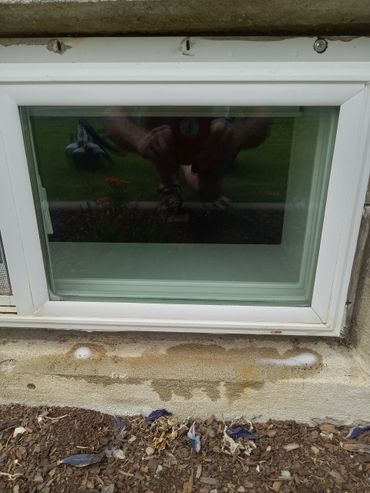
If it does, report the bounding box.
[282,443,300,452]
[196,464,202,479]
[267,430,277,438]
[319,423,337,434]
[272,481,282,492]
[200,477,217,485]
[182,472,193,493]
[13,427,26,438]
[330,470,344,483]
[343,443,370,454]
[311,446,320,455]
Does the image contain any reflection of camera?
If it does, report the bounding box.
[171,117,211,165]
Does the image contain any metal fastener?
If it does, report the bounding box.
[313,38,328,54]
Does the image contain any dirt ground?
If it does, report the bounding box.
[0,404,369,493]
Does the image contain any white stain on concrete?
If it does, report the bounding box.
[73,346,93,360]
[258,351,319,368]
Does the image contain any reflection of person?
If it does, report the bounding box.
[104,109,270,217]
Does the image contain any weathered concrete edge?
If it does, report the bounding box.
[1,1,370,37]
[0,330,368,423]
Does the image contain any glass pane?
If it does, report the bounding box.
[20,105,338,305]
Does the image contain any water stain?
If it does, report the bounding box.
[151,379,221,402]
[8,342,322,403]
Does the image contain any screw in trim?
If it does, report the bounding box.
[313,38,328,54]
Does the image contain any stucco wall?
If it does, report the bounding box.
[1,0,370,37]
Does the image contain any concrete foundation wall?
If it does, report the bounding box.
[1,0,370,37]
[0,329,369,423]
[1,2,370,422]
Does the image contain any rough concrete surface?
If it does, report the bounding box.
[0,0,370,37]
[0,330,369,423]
[353,214,370,364]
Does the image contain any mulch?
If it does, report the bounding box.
[0,404,369,493]
[49,208,284,244]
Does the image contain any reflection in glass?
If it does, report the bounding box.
[20,106,338,304]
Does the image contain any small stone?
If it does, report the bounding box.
[266,446,272,453]
[237,487,246,492]
[267,429,277,438]
[282,443,300,451]
[155,465,163,475]
[146,447,155,456]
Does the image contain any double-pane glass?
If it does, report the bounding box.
[20,105,338,305]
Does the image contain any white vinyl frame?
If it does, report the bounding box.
[0,36,370,336]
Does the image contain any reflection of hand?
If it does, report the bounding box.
[196,119,236,172]
[136,125,176,168]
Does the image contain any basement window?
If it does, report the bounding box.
[0,37,369,335]
[21,105,337,306]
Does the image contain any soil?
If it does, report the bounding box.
[0,405,369,493]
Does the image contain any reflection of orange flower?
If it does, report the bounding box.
[105,176,129,186]
[96,196,110,205]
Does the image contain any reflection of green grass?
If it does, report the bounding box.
[31,116,292,203]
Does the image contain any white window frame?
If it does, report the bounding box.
[0,37,370,336]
